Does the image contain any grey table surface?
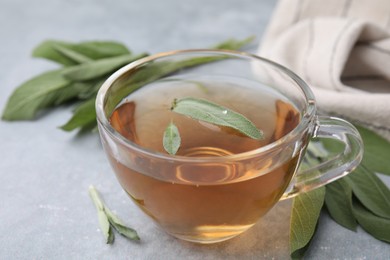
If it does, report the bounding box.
[0,0,389,259]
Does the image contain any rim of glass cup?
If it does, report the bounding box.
[96,49,316,162]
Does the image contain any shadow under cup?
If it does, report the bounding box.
[95,50,363,244]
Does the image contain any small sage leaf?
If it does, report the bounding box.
[171,97,263,140]
[355,125,390,176]
[89,186,113,244]
[88,185,140,243]
[104,206,140,241]
[163,122,181,155]
[98,209,113,244]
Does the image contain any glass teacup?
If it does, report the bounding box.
[95,50,363,244]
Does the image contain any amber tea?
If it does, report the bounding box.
[107,77,301,243]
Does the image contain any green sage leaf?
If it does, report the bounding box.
[345,166,390,219]
[98,209,114,244]
[163,122,181,155]
[88,185,114,244]
[104,206,140,241]
[290,186,325,258]
[353,199,390,243]
[171,97,263,140]
[213,35,255,50]
[73,41,131,59]
[62,53,148,81]
[53,44,92,64]
[33,40,131,65]
[325,178,357,231]
[88,185,140,243]
[60,97,96,131]
[2,69,77,120]
[355,125,390,176]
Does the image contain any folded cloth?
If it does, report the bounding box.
[258,0,390,139]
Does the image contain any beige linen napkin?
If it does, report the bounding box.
[259,0,390,139]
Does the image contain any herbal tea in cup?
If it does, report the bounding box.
[96,50,363,243]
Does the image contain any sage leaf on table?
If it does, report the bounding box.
[354,125,390,176]
[89,185,114,244]
[104,206,140,241]
[324,178,357,231]
[33,40,131,65]
[352,199,390,243]
[290,184,325,259]
[60,97,96,132]
[163,122,181,155]
[88,185,140,243]
[53,44,92,64]
[62,53,148,81]
[293,124,390,259]
[345,165,390,219]
[2,69,74,120]
[171,97,263,140]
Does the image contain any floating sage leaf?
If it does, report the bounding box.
[88,185,140,243]
[62,53,149,81]
[33,40,131,65]
[325,178,357,231]
[353,199,390,243]
[171,97,263,140]
[163,122,181,155]
[345,165,390,219]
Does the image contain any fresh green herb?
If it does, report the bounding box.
[60,97,96,132]
[88,185,140,244]
[289,157,326,259]
[290,186,325,259]
[62,53,148,81]
[291,125,390,259]
[2,36,255,130]
[32,40,131,65]
[352,199,390,243]
[2,69,74,120]
[163,122,181,155]
[3,37,389,255]
[325,178,357,231]
[171,97,263,140]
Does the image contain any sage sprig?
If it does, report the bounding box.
[88,185,140,243]
[291,124,390,259]
[1,36,255,132]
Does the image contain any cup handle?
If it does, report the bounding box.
[281,116,364,200]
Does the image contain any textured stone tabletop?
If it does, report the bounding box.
[0,0,389,259]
